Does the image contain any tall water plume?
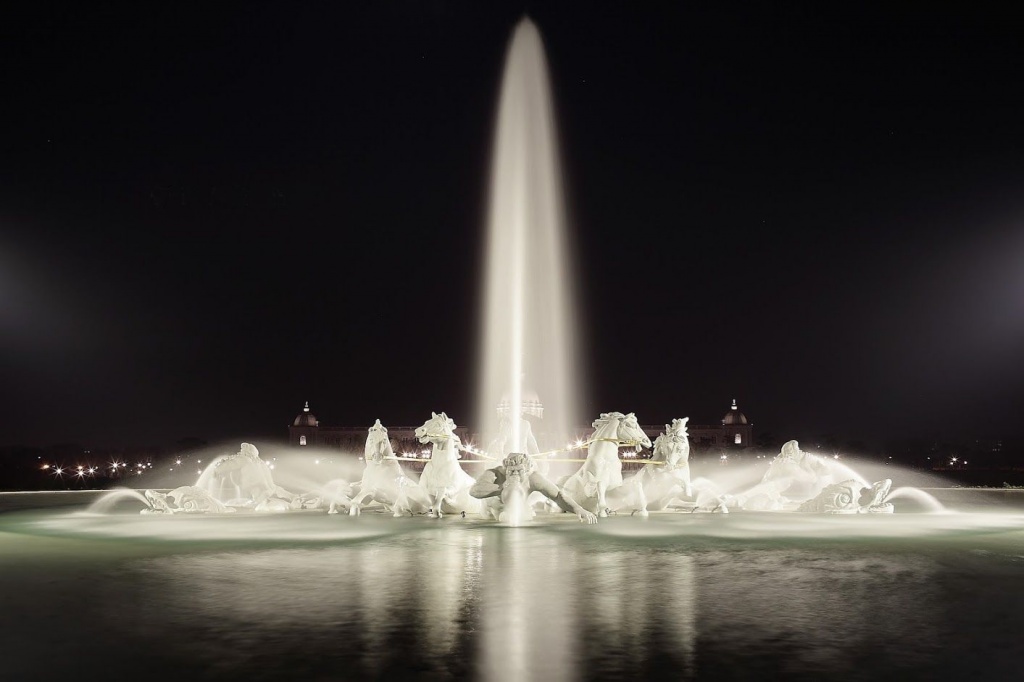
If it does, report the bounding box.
[477,18,581,452]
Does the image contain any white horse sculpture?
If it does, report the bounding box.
[560,412,652,517]
[332,419,431,517]
[414,412,483,518]
[613,417,692,516]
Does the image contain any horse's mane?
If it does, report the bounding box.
[365,422,393,460]
[666,418,689,438]
[591,411,627,429]
[650,419,688,456]
[430,411,457,432]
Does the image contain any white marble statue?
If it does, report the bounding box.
[612,417,693,516]
[144,443,320,514]
[487,411,562,512]
[560,412,652,517]
[143,486,234,514]
[469,452,597,525]
[729,440,834,511]
[414,412,483,518]
[797,478,894,514]
[331,419,431,517]
[487,412,540,458]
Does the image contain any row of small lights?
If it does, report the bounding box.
[41,456,214,478]
[41,461,153,478]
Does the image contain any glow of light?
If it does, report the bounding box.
[833,454,840,460]
[176,459,182,465]
[41,464,49,470]
[315,459,320,465]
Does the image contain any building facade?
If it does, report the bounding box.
[288,399,753,459]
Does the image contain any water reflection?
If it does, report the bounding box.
[479,529,580,681]
[694,548,942,676]
[91,526,948,679]
[572,546,697,679]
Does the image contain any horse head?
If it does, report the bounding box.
[666,418,689,440]
[365,419,394,462]
[415,411,457,446]
[615,413,652,451]
[654,418,690,464]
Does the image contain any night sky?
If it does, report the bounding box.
[2,2,1023,448]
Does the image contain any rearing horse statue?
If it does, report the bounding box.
[414,412,483,518]
[560,412,652,517]
[331,419,431,516]
[612,417,692,516]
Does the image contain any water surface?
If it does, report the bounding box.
[3,508,1024,680]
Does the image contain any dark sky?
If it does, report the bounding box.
[2,1,1023,448]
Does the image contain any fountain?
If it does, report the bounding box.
[477,17,581,454]
[124,18,907,526]
[6,17,1024,680]
[141,443,324,514]
[469,452,597,525]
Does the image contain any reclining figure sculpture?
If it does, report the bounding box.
[470,452,598,525]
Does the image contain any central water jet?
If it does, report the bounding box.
[477,18,581,453]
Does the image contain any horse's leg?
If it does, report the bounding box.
[597,480,609,517]
[635,475,649,517]
[328,484,348,515]
[392,486,407,517]
[428,490,444,518]
[349,490,372,516]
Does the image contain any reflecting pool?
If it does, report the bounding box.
[3,502,1024,680]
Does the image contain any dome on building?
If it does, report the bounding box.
[293,401,318,427]
[722,399,748,425]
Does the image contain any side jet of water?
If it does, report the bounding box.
[143,443,322,514]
